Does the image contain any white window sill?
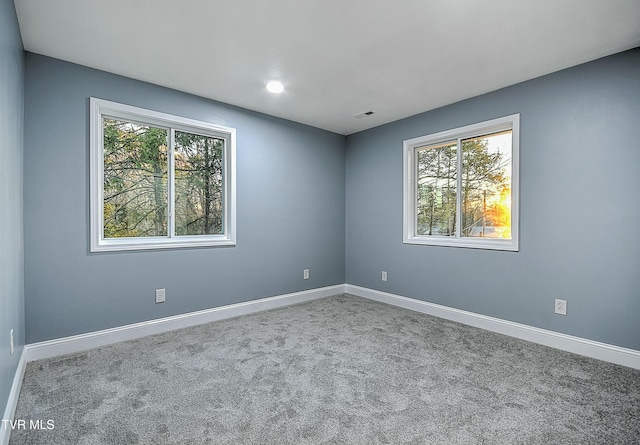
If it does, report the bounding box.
[403,235,518,252]
[91,236,236,252]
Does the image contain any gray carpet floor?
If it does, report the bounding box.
[10,294,640,444]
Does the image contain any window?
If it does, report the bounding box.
[403,114,519,251]
[90,98,236,252]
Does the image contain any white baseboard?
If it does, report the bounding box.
[346,284,640,370]
[22,282,640,370]
[26,284,345,362]
[1,349,27,445]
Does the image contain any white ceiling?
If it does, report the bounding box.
[14,0,640,135]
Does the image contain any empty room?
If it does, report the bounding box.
[2,0,640,443]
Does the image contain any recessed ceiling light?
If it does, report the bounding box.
[266,80,285,94]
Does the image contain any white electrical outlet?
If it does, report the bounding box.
[10,329,14,355]
[155,288,166,304]
[555,299,567,316]
[381,271,388,282]
[303,269,310,280]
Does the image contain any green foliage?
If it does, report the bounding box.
[174,131,224,236]
[417,143,457,236]
[102,119,224,239]
[417,133,511,239]
[103,118,168,238]
[461,137,509,237]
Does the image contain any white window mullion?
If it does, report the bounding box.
[95,115,106,245]
[455,137,462,238]
[220,139,227,233]
[168,128,176,239]
[411,148,420,236]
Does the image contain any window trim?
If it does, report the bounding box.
[403,114,520,251]
[90,97,236,252]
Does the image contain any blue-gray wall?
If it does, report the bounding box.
[346,48,640,350]
[20,45,640,351]
[0,0,25,420]
[24,54,345,343]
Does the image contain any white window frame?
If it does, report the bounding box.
[90,98,236,252]
[403,114,520,251]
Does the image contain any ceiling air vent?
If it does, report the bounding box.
[353,111,375,119]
